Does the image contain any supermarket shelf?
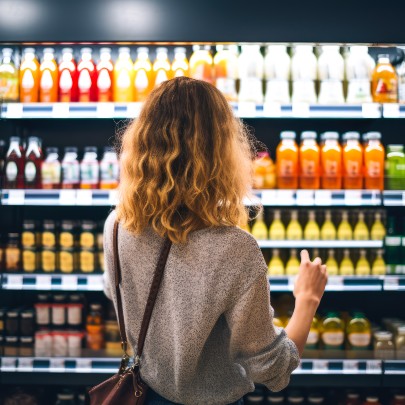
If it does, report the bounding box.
[382,360,405,387]
[383,191,405,206]
[383,276,405,291]
[382,104,405,119]
[257,240,383,248]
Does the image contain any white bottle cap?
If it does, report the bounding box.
[118,47,131,54]
[280,131,296,140]
[301,131,317,140]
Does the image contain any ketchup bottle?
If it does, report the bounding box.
[77,48,97,102]
[97,48,114,102]
[4,137,25,189]
[59,47,78,102]
[24,136,44,189]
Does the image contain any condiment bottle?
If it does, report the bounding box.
[24,136,43,189]
[4,136,25,189]
[373,331,395,360]
[86,303,104,350]
[347,312,371,350]
[5,233,21,272]
[41,147,61,189]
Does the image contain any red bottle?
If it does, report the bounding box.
[4,137,25,189]
[77,48,97,102]
[59,47,78,102]
[97,48,114,102]
[24,136,43,189]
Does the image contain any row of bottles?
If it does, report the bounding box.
[249,209,386,241]
[1,45,405,104]
[385,216,405,274]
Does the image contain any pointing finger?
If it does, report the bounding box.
[300,249,310,263]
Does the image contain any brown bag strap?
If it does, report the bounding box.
[113,220,172,360]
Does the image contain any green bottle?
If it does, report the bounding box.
[385,216,401,275]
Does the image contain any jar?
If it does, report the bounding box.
[42,247,57,272]
[4,336,18,356]
[20,310,35,336]
[80,220,96,248]
[53,331,68,356]
[374,331,395,360]
[59,220,76,248]
[5,309,19,335]
[396,326,405,359]
[35,330,53,357]
[67,332,83,357]
[105,320,121,356]
[42,220,57,247]
[35,294,51,327]
[23,248,38,272]
[67,295,83,326]
[6,233,21,271]
[59,248,77,273]
[19,336,34,356]
[80,248,96,273]
[22,220,37,248]
[52,294,66,327]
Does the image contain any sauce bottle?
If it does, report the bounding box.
[77,48,97,102]
[20,48,40,102]
[363,132,385,190]
[39,48,58,103]
[41,147,61,189]
[286,211,303,240]
[238,45,264,103]
[371,212,386,240]
[276,131,298,189]
[96,47,114,102]
[355,249,371,276]
[24,136,43,189]
[41,220,57,273]
[99,147,119,189]
[171,47,189,78]
[4,136,25,189]
[86,303,104,350]
[133,47,153,102]
[342,132,363,189]
[189,45,213,84]
[325,249,339,276]
[80,147,99,189]
[0,48,19,102]
[61,147,80,189]
[354,212,370,240]
[58,48,78,102]
[321,131,342,189]
[251,210,268,240]
[321,311,345,350]
[299,131,320,189]
[113,47,133,102]
[153,47,170,88]
[267,248,285,276]
[372,54,398,103]
[213,45,239,102]
[285,249,300,276]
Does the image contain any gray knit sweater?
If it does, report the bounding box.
[103,211,300,405]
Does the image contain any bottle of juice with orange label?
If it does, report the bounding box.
[20,48,40,102]
[321,131,342,189]
[189,45,213,83]
[153,47,171,88]
[213,45,238,102]
[133,47,153,102]
[372,54,398,103]
[276,131,299,189]
[77,48,97,102]
[363,132,385,190]
[171,47,189,78]
[96,48,113,102]
[342,132,363,189]
[299,131,320,189]
[113,47,133,102]
[58,48,78,102]
[39,48,58,103]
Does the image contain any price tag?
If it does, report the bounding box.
[287,276,296,291]
[50,358,66,372]
[62,275,78,290]
[6,275,23,288]
[292,103,310,117]
[313,360,329,373]
[263,102,281,117]
[59,189,76,205]
[384,276,399,291]
[261,190,277,206]
[36,275,52,290]
[344,190,362,206]
[383,103,400,118]
[108,189,118,205]
[327,276,344,291]
[1,357,17,370]
[5,103,23,118]
[126,102,143,118]
[314,190,333,206]
[366,360,382,373]
[76,358,92,371]
[90,275,104,290]
[97,102,115,118]
[276,190,295,205]
[7,190,25,205]
[362,103,381,118]
[18,357,34,371]
[76,190,93,206]
[52,103,70,118]
[343,360,359,373]
[237,102,257,117]
[296,190,314,206]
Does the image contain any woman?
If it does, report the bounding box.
[103,76,327,405]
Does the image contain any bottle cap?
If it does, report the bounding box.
[118,47,131,54]
[81,47,92,54]
[2,48,13,55]
[321,131,339,140]
[301,131,317,140]
[342,131,360,140]
[24,48,36,54]
[10,136,21,143]
[192,45,201,52]
[62,47,73,54]
[174,47,186,54]
[322,45,340,52]
[103,146,115,153]
[156,47,168,54]
[100,47,112,54]
[266,45,287,52]
[137,47,149,54]
[365,397,379,403]
[280,131,296,140]
[46,147,59,154]
[374,331,393,340]
[65,146,78,153]
[364,131,382,141]
[203,45,211,51]
[43,48,55,54]
[84,146,98,154]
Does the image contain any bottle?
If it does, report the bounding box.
[133,47,154,102]
[268,249,285,276]
[264,45,291,104]
[342,132,363,189]
[321,131,342,189]
[353,212,370,240]
[42,220,57,273]
[340,249,355,276]
[77,48,97,102]
[337,211,353,240]
[304,211,320,240]
[41,147,61,189]
[5,233,21,272]
[345,393,362,405]
[86,303,104,350]
[385,216,401,275]
[96,47,113,102]
[20,48,40,102]
[80,147,99,189]
[398,46,405,104]
[213,45,238,102]
[153,47,171,88]
[363,397,381,405]
[321,211,337,240]
[0,139,6,188]
[58,48,78,102]
[113,47,134,102]
[4,136,25,189]
[39,48,58,102]
[325,249,339,276]
[269,210,286,240]
[385,145,405,190]
[363,132,385,190]
[347,312,371,350]
[321,312,345,350]
[55,390,76,405]
[251,210,268,240]
[252,151,276,189]
[276,131,299,189]
[99,147,119,189]
[286,211,303,240]
[189,45,213,84]
[306,317,320,350]
[171,47,189,78]
[22,220,38,273]
[355,249,371,276]
[372,54,398,103]
[61,147,80,189]
[285,249,300,276]
[24,136,43,189]
[371,249,386,275]
[299,131,320,189]
[0,48,19,101]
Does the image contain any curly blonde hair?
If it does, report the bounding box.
[116,76,254,243]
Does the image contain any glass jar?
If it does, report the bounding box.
[374,331,395,360]
[20,309,35,336]
[22,220,37,248]
[59,220,76,249]
[42,220,57,248]
[19,336,34,356]
[35,294,51,327]
[80,220,96,248]
[67,295,83,326]
[52,294,67,327]
[23,247,38,272]
[396,326,405,359]
[59,248,77,273]
[41,247,57,272]
[5,310,19,335]
[5,233,21,271]
[4,336,18,356]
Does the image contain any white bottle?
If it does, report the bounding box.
[264,45,291,104]
[397,46,405,104]
[238,45,264,104]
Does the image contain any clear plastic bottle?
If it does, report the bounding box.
[372,54,398,103]
[96,47,114,102]
[113,47,134,102]
[61,147,80,189]
[41,147,61,189]
[58,47,78,102]
[133,47,154,102]
[213,45,238,102]
[39,48,58,102]
[153,47,171,88]
[189,45,213,83]
[342,131,363,189]
[77,47,97,102]
[171,47,189,78]
[321,131,342,189]
[24,136,43,189]
[4,136,25,189]
[80,147,99,189]
[0,48,19,101]
[20,48,40,102]
[355,249,371,276]
[363,131,385,191]
[99,147,119,189]
[276,131,299,189]
[299,131,320,189]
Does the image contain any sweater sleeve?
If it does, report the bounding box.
[102,210,116,300]
[225,244,300,392]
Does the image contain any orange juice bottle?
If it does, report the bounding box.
[321,131,342,189]
[363,132,385,190]
[276,131,299,189]
[96,47,114,102]
[133,47,153,102]
[342,132,363,189]
[20,48,40,102]
[299,131,320,189]
[113,47,133,102]
[171,47,189,78]
[372,54,398,103]
[39,48,58,103]
[213,45,238,102]
[189,45,213,83]
[153,47,170,88]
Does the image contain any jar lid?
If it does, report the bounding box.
[22,220,36,230]
[61,220,75,231]
[5,336,18,342]
[37,294,49,302]
[20,336,34,343]
[7,232,20,239]
[53,294,66,302]
[301,131,317,140]
[21,310,35,318]
[82,220,96,230]
[280,131,296,140]
[366,397,379,403]
[374,331,393,340]
[90,303,102,311]
[43,220,56,230]
[46,147,59,154]
[6,310,19,317]
[69,294,82,303]
[321,131,339,140]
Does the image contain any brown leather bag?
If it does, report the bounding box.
[87,220,172,405]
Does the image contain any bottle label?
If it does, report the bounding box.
[6,247,20,270]
[22,232,36,248]
[306,331,319,345]
[348,332,371,348]
[322,331,344,346]
[59,69,73,92]
[24,161,37,182]
[346,160,360,177]
[59,250,74,273]
[302,159,316,176]
[60,232,74,248]
[155,69,168,87]
[40,69,53,90]
[80,232,95,248]
[324,160,338,176]
[117,69,131,89]
[5,161,18,181]
[135,69,149,91]
[279,160,294,176]
[97,68,112,91]
[100,161,119,182]
[42,250,56,272]
[42,162,61,185]
[22,70,35,90]
[80,250,95,272]
[385,236,401,246]
[375,78,398,98]
[80,162,99,185]
[62,162,80,185]
[23,250,37,272]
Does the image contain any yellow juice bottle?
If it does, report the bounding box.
[321,312,345,350]
[371,212,386,240]
[354,212,370,241]
[346,312,371,350]
[251,210,268,240]
[113,47,134,102]
[337,211,353,240]
[153,47,171,88]
[321,210,337,240]
[286,210,303,240]
[286,249,300,276]
[372,249,386,275]
[133,47,154,102]
[304,210,320,240]
[268,248,285,276]
[269,210,286,240]
[340,249,355,275]
[355,249,371,276]
[171,47,189,78]
[326,249,339,276]
[306,316,321,350]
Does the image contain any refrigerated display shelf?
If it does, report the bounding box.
[257,240,383,248]
[382,104,405,119]
[383,191,405,206]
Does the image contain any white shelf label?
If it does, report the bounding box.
[343,360,359,373]
[18,357,34,371]
[36,275,52,290]
[97,102,115,118]
[2,357,17,370]
[384,276,399,290]
[8,190,25,205]
[108,189,118,205]
[344,190,362,206]
[237,102,257,117]
[76,190,92,205]
[383,103,400,118]
[313,360,329,372]
[263,102,281,117]
[292,103,310,117]
[314,190,333,206]
[327,276,344,291]
[62,275,78,290]
[6,275,23,288]
[76,358,92,371]
[50,358,66,372]
[288,276,296,291]
[52,103,70,118]
[59,189,76,205]
[362,103,380,118]
[366,360,382,373]
[126,102,143,118]
[296,190,314,205]
[261,190,277,206]
[6,103,23,118]
[276,190,295,205]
